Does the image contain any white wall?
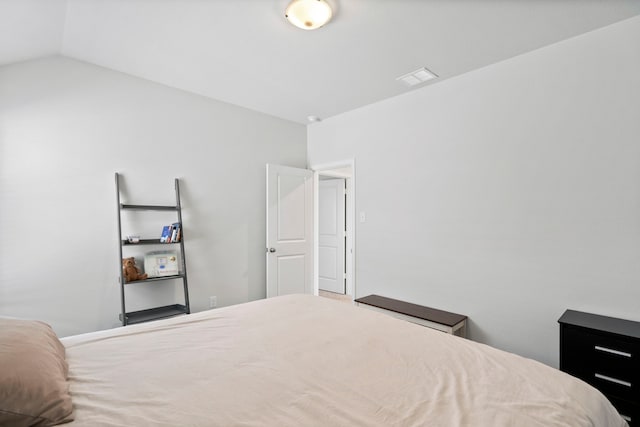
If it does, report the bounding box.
[0,0,67,65]
[0,56,306,337]
[308,16,640,367]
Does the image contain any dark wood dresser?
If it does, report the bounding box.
[559,309,640,426]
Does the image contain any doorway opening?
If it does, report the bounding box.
[312,160,355,303]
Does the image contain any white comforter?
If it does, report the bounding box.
[62,294,626,426]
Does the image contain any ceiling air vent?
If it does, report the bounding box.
[396,67,438,86]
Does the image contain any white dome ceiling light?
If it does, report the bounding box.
[285,0,333,30]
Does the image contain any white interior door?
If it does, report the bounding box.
[266,164,314,297]
[318,178,346,294]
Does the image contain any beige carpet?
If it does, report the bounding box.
[319,290,352,304]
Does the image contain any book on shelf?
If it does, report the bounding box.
[170,222,181,243]
[160,225,172,243]
[159,223,181,243]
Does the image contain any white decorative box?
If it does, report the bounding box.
[144,251,179,277]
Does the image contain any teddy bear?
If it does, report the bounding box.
[122,257,148,282]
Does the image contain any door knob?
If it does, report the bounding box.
[269,248,276,253]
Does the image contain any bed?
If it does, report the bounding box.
[1,294,628,426]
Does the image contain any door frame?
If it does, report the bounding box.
[311,159,356,300]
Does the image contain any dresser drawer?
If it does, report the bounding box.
[608,395,638,427]
[561,324,640,357]
[590,372,637,403]
[561,325,638,400]
[562,325,638,375]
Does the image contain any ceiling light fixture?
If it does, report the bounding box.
[396,67,438,87]
[285,0,333,30]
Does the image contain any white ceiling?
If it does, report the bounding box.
[2,0,640,124]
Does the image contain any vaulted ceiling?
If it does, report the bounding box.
[2,0,640,124]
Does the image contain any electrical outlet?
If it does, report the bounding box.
[209,296,217,309]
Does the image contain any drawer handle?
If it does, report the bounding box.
[620,414,631,422]
[594,345,632,358]
[594,373,632,388]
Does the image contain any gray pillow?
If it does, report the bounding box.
[0,318,74,426]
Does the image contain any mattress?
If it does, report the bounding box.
[61,294,626,426]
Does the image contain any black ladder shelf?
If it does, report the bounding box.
[115,173,190,325]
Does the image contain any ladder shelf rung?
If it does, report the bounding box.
[124,274,184,284]
[122,304,188,325]
[122,239,181,245]
[121,204,177,211]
